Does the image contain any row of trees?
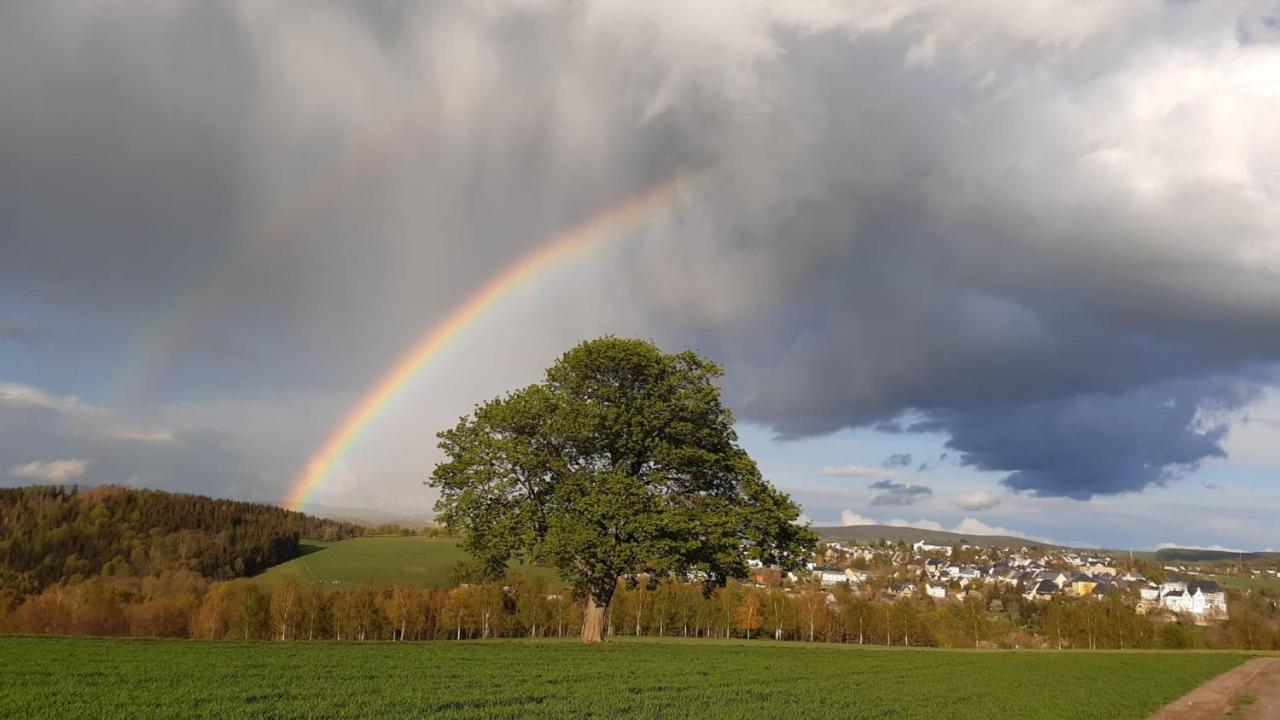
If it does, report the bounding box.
[5,572,1278,650]
[0,485,364,605]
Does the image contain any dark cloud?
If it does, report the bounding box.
[881,453,912,469]
[909,378,1261,499]
[867,479,933,506]
[1,1,1278,508]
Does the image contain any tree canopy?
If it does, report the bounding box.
[430,337,816,642]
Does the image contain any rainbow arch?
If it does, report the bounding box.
[284,170,699,510]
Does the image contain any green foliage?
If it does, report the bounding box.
[0,636,1248,719]
[0,486,361,601]
[431,337,816,607]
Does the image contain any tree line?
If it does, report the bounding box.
[0,485,363,606]
[4,571,1277,650]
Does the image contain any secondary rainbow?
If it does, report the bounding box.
[284,169,698,510]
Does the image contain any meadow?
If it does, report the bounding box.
[1206,574,1280,592]
[256,536,559,589]
[0,636,1247,719]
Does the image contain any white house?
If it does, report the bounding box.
[1085,563,1117,577]
[814,568,850,587]
[913,541,952,556]
[1158,580,1227,617]
[1161,590,1191,613]
[926,584,947,600]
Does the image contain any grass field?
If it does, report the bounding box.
[0,636,1248,719]
[256,536,560,589]
[1206,574,1280,592]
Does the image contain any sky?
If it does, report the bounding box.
[2,1,1279,550]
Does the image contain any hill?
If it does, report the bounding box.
[0,485,362,600]
[289,501,436,529]
[256,535,560,589]
[814,524,1056,549]
[1155,548,1280,562]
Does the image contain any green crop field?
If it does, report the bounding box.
[0,637,1247,719]
[256,536,560,589]
[1205,574,1280,592]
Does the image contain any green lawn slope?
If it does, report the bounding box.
[256,535,559,589]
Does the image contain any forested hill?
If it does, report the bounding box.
[0,485,362,600]
[1155,547,1280,562]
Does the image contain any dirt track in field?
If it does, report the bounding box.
[1149,658,1280,719]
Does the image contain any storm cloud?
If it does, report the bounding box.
[881,453,913,469]
[1,1,1279,509]
[868,479,933,506]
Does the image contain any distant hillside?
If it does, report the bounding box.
[257,536,560,590]
[1155,548,1280,562]
[814,524,1056,550]
[0,485,362,599]
[289,502,437,529]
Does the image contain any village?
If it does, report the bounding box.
[764,538,1235,624]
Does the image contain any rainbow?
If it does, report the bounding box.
[114,129,404,407]
[283,169,700,510]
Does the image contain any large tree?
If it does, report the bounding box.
[430,337,816,643]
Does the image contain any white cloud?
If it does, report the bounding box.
[1154,542,1249,553]
[951,518,1066,545]
[886,518,945,532]
[820,464,901,480]
[0,383,97,415]
[839,510,877,526]
[830,511,1054,543]
[952,490,1002,511]
[9,459,88,482]
[952,517,1021,538]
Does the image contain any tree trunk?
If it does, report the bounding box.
[581,596,607,644]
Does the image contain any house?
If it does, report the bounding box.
[1085,563,1117,577]
[1033,570,1069,589]
[1024,579,1058,601]
[814,567,851,587]
[1186,581,1228,617]
[1068,575,1099,597]
[888,583,915,598]
[1155,579,1227,617]
[1161,590,1190,613]
[925,584,947,600]
[913,541,951,556]
[844,569,869,584]
[993,568,1021,586]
